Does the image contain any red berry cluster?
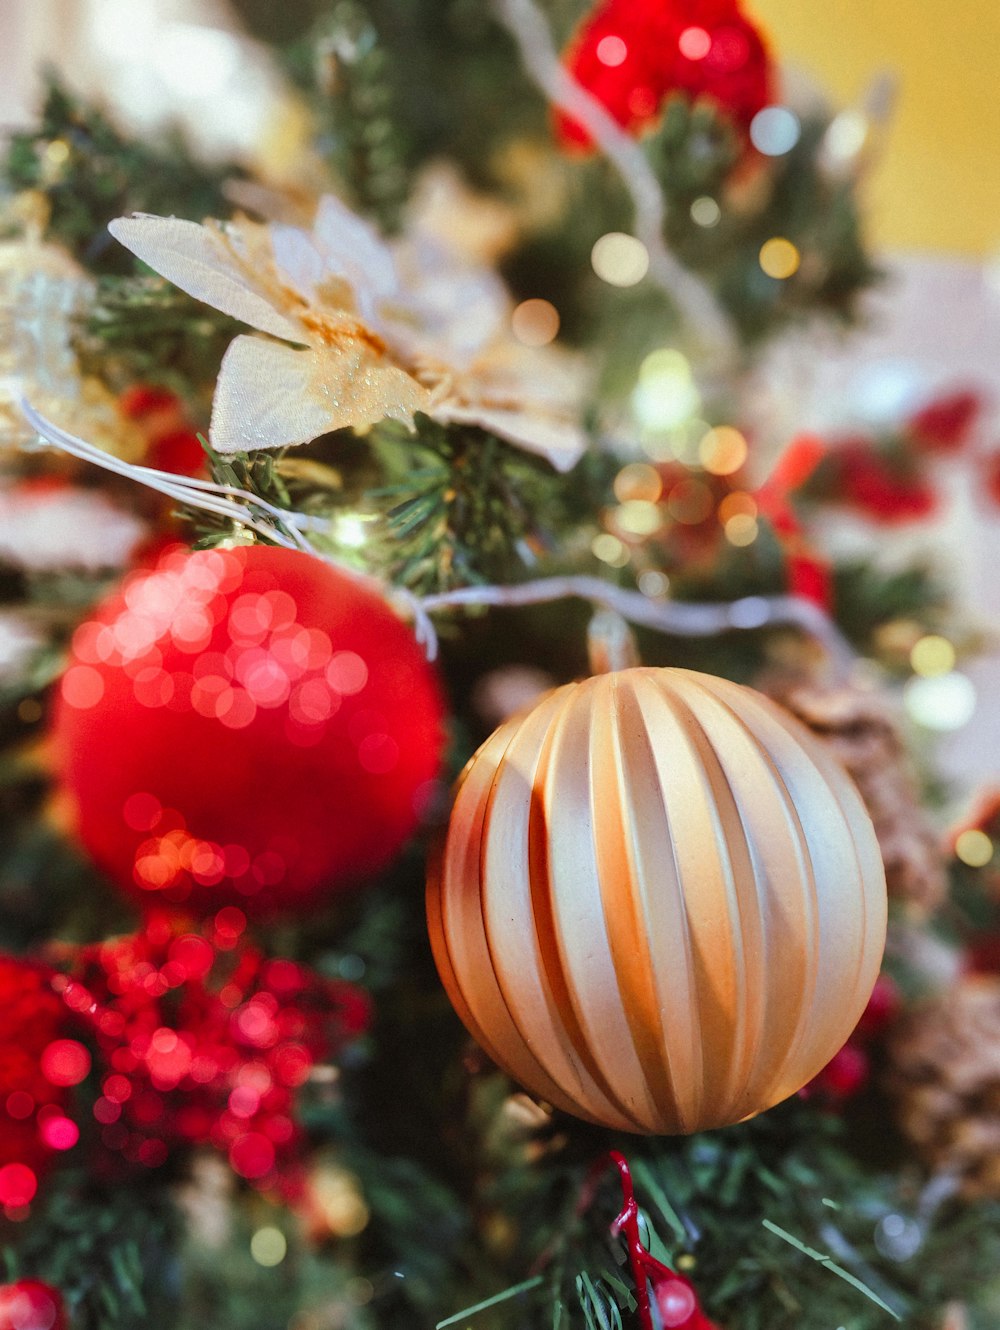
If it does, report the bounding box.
[57,915,370,1189]
[558,0,773,149]
[0,958,86,1217]
[118,385,207,478]
[801,974,901,1105]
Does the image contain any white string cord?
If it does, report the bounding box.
[20,399,854,671]
[491,0,738,363]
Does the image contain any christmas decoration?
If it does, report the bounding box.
[3,5,997,1328]
[0,956,82,1213]
[886,976,1000,1198]
[59,922,369,1187]
[607,1151,720,1330]
[802,973,901,1104]
[107,196,586,469]
[558,0,773,149]
[428,667,886,1133]
[0,1281,68,1330]
[117,385,207,477]
[52,544,447,916]
[763,681,948,914]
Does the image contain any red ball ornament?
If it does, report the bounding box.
[0,1282,68,1330]
[52,545,446,916]
[558,0,773,149]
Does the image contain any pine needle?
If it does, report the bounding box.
[435,1275,544,1328]
[762,1220,902,1320]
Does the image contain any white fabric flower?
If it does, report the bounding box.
[0,484,146,572]
[109,194,586,471]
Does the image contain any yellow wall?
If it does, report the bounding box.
[750,0,1000,256]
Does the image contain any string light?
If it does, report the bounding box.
[667,479,714,525]
[690,196,721,228]
[638,571,670,599]
[511,298,560,347]
[955,829,994,868]
[592,534,630,567]
[250,1226,287,1267]
[591,233,650,287]
[824,110,868,162]
[718,492,757,524]
[749,107,801,156]
[614,501,663,537]
[596,35,628,66]
[678,26,711,59]
[614,463,662,504]
[904,672,976,731]
[910,635,955,678]
[759,238,800,279]
[698,426,748,475]
[724,514,759,546]
[632,350,700,431]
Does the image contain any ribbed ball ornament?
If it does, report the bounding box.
[427,667,887,1134]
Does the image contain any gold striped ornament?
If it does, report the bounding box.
[427,667,887,1134]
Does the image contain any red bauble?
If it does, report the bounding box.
[558,0,773,149]
[52,545,447,917]
[0,1282,68,1330]
[0,957,83,1211]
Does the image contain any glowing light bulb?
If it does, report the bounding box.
[614,463,662,504]
[250,1226,287,1267]
[596,35,628,66]
[591,233,649,287]
[750,107,801,156]
[910,635,955,678]
[699,426,748,475]
[690,196,721,227]
[955,829,993,868]
[904,672,976,731]
[759,238,800,279]
[511,299,560,347]
[592,534,630,567]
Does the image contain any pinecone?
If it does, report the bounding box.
[761,680,948,914]
[885,976,1000,1197]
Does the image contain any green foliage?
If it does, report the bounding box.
[74,278,242,402]
[832,560,950,654]
[3,1173,179,1330]
[4,76,241,275]
[287,2,412,232]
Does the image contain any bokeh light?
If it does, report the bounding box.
[511,298,560,347]
[591,233,650,286]
[614,463,662,504]
[596,35,628,67]
[690,196,721,228]
[678,26,711,60]
[698,426,748,475]
[632,350,700,432]
[759,237,801,279]
[750,106,801,156]
[250,1226,287,1267]
[904,672,976,731]
[910,635,956,678]
[956,829,994,868]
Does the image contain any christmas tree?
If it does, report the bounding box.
[2,3,999,1328]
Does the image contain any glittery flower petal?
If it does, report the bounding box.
[109,215,302,343]
[210,335,428,453]
[433,402,587,472]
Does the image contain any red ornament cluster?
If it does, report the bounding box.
[52,544,446,918]
[58,916,370,1188]
[558,0,773,149]
[0,957,87,1217]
